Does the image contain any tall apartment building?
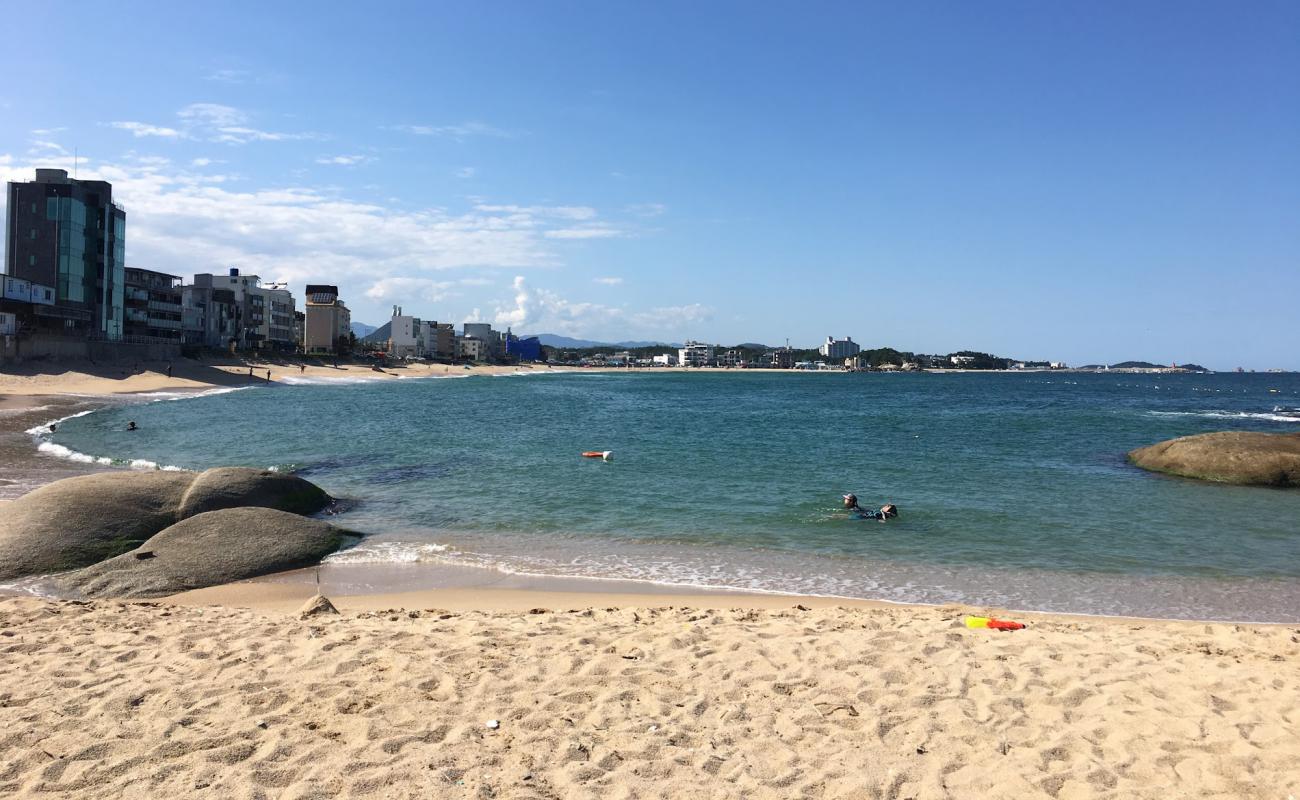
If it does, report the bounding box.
[304,284,350,354]
[819,336,860,360]
[4,168,126,338]
[123,267,182,341]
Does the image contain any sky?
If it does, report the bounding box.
[1,1,1297,369]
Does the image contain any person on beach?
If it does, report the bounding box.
[266,370,272,382]
[166,363,172,378]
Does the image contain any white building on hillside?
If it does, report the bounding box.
[819,336,860,360]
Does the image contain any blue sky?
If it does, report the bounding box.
[2,1,1297,368]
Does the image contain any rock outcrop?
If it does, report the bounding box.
[0,468,333,581]
[57,508,348,598]
[1128,431,1300,488]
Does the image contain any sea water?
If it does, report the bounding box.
[38,371,1300,621]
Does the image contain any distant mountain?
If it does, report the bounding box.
[351,321,378,338]
[360,321,391,344]
[528,334,680,349]
[734,342,773,351]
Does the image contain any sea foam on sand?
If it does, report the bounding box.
[0,596,1295,799]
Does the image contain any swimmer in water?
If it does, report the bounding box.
[127,421,138,431]
[843,494,899,522]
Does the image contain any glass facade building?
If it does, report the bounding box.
[4,169,125,338]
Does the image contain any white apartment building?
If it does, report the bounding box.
[678,340,715,367]
[389,306,423,358]
[819,336,860,360]
[652,353,677,366]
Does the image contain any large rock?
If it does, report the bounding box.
[1129,431,1300,488]
[57,508,348,598]
[0,468,332,581]
[178,467,330,518]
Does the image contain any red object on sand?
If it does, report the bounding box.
[986,618,1026,630]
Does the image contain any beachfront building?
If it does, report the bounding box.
[463,322,501,361]
[424,322,455,359]
[122,268,182,342]
[678,340,715,367]
[388,307,423,358]
[717,349,747,368]
[504,331,541,362]
[764,347,795,369]
[652,353,677,367]
[181,285,238,349]
[457,336,486,361]
[5,168,127,339]
[263,282,297,352]
[304,284,350,355]
[819,336,860,360]
[189,269,297,351]
[950,355,975,366]
[0,275,57,340]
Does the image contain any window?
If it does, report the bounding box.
[30,228,36,239]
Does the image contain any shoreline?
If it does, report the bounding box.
[2,360,1295,627]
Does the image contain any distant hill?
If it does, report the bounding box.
[360,321,391,344]
[529,334,680,349]
[350,321,378,338]
[1110,361,1165,369]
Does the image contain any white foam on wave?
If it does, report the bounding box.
[36,441,114,465]
[278,375,384,386]
[325,542,450,564]
[1148,410,1300,424]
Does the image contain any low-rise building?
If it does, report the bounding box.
[652,353,677,366]
[505,332,541,362]
[463,322,500,360]
[389,306,423,358]
[764,348,795,369]
[190,269,296,351]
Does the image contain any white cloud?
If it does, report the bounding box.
[205,68,252,84]
[475,204,597,221]
[544,225,622,240]
[31,127,67,136]
[178,103,246,128]
[626,202,666,218]
[593,277,623,285]
[0,156,612,302]
[455,167,476,179]
[316,154,373,166]
[191,157,214,167]
[365,277,456,303]
[110,121,184,138]
[390,122,515,140]
[490,276,709,337]
[28,140,68,155]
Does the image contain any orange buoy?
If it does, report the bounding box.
[581,450,613,461]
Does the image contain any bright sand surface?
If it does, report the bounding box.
[2,363,1299,798]
[1,593,1297,799]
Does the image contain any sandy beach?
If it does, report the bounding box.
[1,594,1296,799]
[2,361,1299,798]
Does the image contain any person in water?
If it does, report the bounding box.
[127,421,138,431]
[843,493,898,522]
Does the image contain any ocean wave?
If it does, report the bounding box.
[325,542,450,564]
[1147,410,1300,424]
[25,408,98,435]
[34,440,185,471]
[278,375,385,386]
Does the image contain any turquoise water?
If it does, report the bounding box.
[38,371,1300,620]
